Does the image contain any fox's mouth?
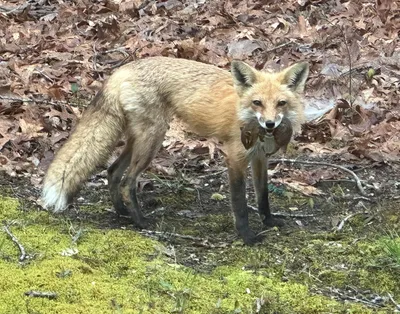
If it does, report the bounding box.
[256,112,284,130]
[265,129,274,136]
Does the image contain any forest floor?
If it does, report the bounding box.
[0,0,399,313]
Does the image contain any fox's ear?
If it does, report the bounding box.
[282,62,309,93]
[231,61,257,91]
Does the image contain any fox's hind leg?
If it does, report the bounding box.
[107,139,133,216]
[121,123,168,228]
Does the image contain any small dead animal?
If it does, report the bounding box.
[240,116,293,154]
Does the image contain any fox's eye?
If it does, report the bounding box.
[252,100,262,106]
[277,100,287,107]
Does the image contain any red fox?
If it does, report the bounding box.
[42,57,308,244]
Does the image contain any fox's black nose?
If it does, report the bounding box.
[265,120,275,129]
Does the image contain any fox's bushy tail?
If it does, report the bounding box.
[42,89,125,212]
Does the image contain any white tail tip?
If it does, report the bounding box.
[41,184,69,212]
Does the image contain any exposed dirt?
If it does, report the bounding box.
[1,152,399,312]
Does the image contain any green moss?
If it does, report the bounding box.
[0,196,20,220]
[78,204,108,214]
[294,235,400,295]
[155,189,196,210]
[0,192,398,313]
[194,214,233,234]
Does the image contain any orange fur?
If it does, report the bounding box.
[42,57,309,244]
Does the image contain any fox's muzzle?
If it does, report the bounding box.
[264,120,275,129]
[256,112,284,131]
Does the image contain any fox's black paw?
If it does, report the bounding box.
[115,204,149,229]
[239,229,263,245]
[113,199,131,217]
[263,216,285,228]
[132,217,150,229]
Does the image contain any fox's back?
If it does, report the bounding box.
[112,57,233,102]
[107,57,240,140]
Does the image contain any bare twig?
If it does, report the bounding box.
[340,24,353,104]
[196,188,203,210]
[144,207,166,217]
[92,45,134,70]
[328,287,384,308]
[33,69,54,83]
[24,290,58,300]
[339,65,372,78]
[273,212,315,218]
[248,204,260,213]
[92,43,98,71]
[103,47,130,57]
[0,95,80,108]
[256,229,276,237]
[336,212,366,231]
[388,293,400,311]
[248,205,314,218]
[3,224,27,262]
[141,229,229,247]
[270,158,371,197]
[333,195,376,203]
[140,229,206,242]
[263,41,294,54]
[197,169,227,179]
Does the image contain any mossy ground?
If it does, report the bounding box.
[0,164,399,314]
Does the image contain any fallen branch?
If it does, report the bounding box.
[197,169,227,179]
[339,65,375,78]
[102,47,131,57]
[3,224,28,262]
[140,229,229,247]
[144,207,166,217]
[388,293,400,311]
[273,212,315,218]
[248,205,314,218]
[256,229,276,237]
[327,287,384,309]
[270,158,370,197]
[336,212,368,231]
[263,41,294,54]
[342,195,375,202]
[92,45,135,71]
[0,95,80,108]
[24,290,58,300]
[140,229,206,242]
[33,69,54,83]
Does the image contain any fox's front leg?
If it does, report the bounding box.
[228,166,259,244]
[251,155,284,227]
[225,145,260,244]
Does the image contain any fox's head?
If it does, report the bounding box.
[231,60,309,133]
